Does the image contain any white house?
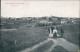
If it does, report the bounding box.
[49,17,58,21]
[61,19,67,24]
[39,20,53,26]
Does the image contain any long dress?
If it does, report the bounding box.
[49,27,53,37]
[53,29,57,38]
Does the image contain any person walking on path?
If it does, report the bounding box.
[48,27,55,38]
[61,27,64,38]
[53,27,58,39]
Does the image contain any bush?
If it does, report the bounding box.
[58,24,79,45]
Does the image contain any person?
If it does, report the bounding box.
[48,27,53,37]
[51,27,55,32]
[48,26,55,38]
[53,27,58,39]
[61,28,64,38]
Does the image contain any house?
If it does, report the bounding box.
[51,17,58,21]
[39,20,53,26]
[70,18,79,24]
[61,18,68,24]
[26,17,32,20]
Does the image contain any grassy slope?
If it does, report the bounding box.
[32,40,53,52]
[1,25,49,52]
[51,45,69,52]
[1,22,79,52]
[58,24,79,45]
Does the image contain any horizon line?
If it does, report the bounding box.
[1,16,80,18]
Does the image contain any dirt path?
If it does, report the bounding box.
[19,38,79,52]
[46,38,79,52]
[53,38,79,52]
[20,38,51,52]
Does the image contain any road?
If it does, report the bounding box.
[19,38,79,52]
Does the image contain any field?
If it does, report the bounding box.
[1,24,49,52]
[0,22,80,52]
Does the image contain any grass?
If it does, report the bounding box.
[31,40,53,52]
[1,26,49,52]
[58,24,80,46]
[1,22,79,52]
[51,45,69,52]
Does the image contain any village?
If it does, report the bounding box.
[1,16,80,29]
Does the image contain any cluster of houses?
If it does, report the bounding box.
[1,16,80,25]
[37,16,80,25]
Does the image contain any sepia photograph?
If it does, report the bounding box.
[0,0,80,52]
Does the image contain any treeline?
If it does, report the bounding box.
[1,17,32,29]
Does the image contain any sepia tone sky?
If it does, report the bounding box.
[1,0,80,18]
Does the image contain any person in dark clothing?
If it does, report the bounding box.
[48,26,55,33]
[61,28,64,38]
[53,27,57,39]
[51,27,55,33]
[53,32,57,39]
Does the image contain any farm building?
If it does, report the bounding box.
[39,20,53,24]
[49,17,58,21]
[61,19,68,24]
[37,20,53,26]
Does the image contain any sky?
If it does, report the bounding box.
[1,1,80,18]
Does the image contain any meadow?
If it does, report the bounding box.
[1,25,49,52]
[0,22,79,52]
